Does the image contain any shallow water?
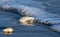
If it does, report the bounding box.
[0,0,60,37]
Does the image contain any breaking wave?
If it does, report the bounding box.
[0,0,60,26]
[0,5,60,23]
[0,0,60,34]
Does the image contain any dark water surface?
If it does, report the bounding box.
[0,0,60,37]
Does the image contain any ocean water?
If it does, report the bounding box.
[0,0,60,37]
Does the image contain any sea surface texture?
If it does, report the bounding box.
[0,0,60,37]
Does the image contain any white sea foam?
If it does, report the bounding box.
[0,0,60,23]
[50,25,60,32]
[1,5,60,21]
[18,5,59,19]
[0,0,59,20]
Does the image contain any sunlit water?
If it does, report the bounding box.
[0,0,60,37]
